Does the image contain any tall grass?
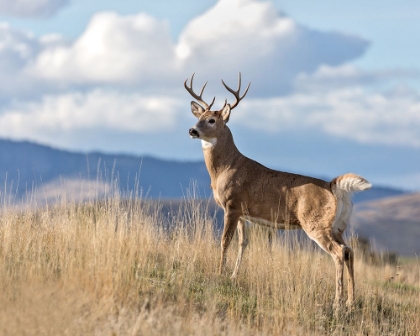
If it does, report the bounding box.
[0,189,419,335]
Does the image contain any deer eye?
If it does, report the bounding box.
[208,119,215,124]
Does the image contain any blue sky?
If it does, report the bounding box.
[0,0,419,190]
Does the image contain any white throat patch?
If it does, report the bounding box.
[201,138,217,149]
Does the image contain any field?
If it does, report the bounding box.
[0,190,419,335]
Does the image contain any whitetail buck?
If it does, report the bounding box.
[185,73,371,310]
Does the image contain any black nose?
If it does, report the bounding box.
[189,128,199,137]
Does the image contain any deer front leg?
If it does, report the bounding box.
[219,211,240,275]
[231,218,248,279]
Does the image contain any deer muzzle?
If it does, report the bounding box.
[189,128,199,138]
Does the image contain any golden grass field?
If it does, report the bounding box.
[0,190,419,335]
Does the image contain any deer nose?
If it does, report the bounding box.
[189,128,199,138]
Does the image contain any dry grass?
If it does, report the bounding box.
[0,190,419,335]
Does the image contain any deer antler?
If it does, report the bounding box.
[184,73,215,110]
[221,72,251,110]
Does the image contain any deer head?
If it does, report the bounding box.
[185,73,251,145]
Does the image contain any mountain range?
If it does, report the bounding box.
[0,138,209,200]
[0,138,404,201]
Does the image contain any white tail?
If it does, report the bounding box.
[332,173,372,199]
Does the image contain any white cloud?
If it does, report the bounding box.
[0,0,371,101]
[0,23,43,97]
[5,84,417,152]
[309,88,420,147]
[30,12,179,86]
[177,0,369,95]
[294,64,420,92]
[27,0,368,96]
[235,87,420,147]
[0,0,69,18]
[0,90,183,142]
[0,23,35,70]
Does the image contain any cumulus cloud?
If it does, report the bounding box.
[0,90,183,142]
[235,86,420,147]
[294,64,420,92]
[30,12,179,86]
[0,24,72,100]
[177,0,369,95]
[27,0,368,95]
[4,84,418,151]
[312,87,420,147]
[0,0,69,18]
[6,0,369,99]
[0,23,42,98]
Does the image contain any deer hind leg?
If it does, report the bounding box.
[334,232,355,309]
[304,230,347,310]
[333,193,355,308]
[231,218,248,279]
[219,211,240,275]
[344,246,354,309]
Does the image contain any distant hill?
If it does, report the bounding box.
[0,139,210,200]
[353,193,420,256]
[0,138,405,203]
[352,185,406,203]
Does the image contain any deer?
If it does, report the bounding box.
[185,72,371,311]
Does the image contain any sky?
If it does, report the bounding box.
[0,0,419,190]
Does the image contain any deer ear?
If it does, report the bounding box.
[220,103,231,123]
[191,101,205,118]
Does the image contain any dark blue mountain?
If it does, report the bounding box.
[0,138,404,202]
[0,139,210,199]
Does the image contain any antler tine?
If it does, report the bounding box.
[184,73,215,110]
[207,96,215,110]
[222,99,227,109]
[221,72,251,110]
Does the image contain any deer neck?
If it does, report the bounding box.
[202,126,242,181]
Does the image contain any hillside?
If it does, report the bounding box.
[353,193,420,255]
[1,193,419,335]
